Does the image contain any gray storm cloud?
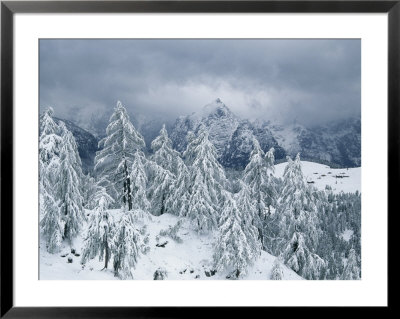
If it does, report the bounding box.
[39,39,360,127]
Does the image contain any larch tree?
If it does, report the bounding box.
[270,259,284,280]
[39,107,63,188]
[94,101,145,209]
[81,174,100,210]
[164,159,190,216]
[150,124,183,176]
[130,150,150,212]
[81,187,115,269]
[147,161,174,216]
[111,212,143,279]
[39,108,64,253]
[263,147,278,211]
[242,139,272,245]
[213,188,261,279]
[183,126,227,233]
[40,176,63,253]
[277,154,326,280]
[55,125,85,243]
[341,248,360,280]
[147,125,183,216]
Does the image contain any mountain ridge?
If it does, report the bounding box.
[53,99,361,171]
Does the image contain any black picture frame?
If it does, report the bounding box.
[1,0,396,317]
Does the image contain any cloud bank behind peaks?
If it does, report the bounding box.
[39,39,361,127]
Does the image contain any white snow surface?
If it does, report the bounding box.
[40,212,302,280]
[341,229,354,242]
[273,161,361,194]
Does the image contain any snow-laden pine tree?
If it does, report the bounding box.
[150,124,183,176]
[281,231,326,280]
[183,126,227,233]
[213,188,261,278]
[341,248,360,280]
[263,147,278,210]
[130,150,150,212]
[164,159,190,216]
[55,126,85,243]
[58,122,84,181]
[39,107,63,187]
[81,187,114,269]
[111,212,142,279]
[270,259,284,280]
[147,160,174,216]
[81,174,100,210]
[146,125,184,216]
[94,101,145,209]
[243,139,268,216]
[40,176,63,253]
[243,139,275,246]
[39,108,67,253]
[277,154,326,280]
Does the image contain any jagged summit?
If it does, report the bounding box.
[189,98,236,122]
[169,100,284,168]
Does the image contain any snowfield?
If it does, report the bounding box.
[40,159,361,280]
[274,161,361,194]
[40,212,302,280]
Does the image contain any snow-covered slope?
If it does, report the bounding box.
[40,213,302,280]
[274,161,361,194]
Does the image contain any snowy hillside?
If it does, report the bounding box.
[40,103,361,282]
[274,161,361,194]
[40,212,302,280]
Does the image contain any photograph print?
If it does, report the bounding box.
[39,39,361,280]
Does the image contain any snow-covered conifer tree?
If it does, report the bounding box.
[242,139,274,245]
[94,101,145,208]
[341,248,360,280]
[55,127,85,243]
[147,161,174,216]
[281,231,326,280]
[81,187,114,269]
[151,124,183,176]
[213,190,261,278]
[58,122,83,181]
[130,150,150,212]
[270,259,284,280]
[277,154,326,279]
[146,125,185,216]
[183,126,227,232]
[40,177,63,253]
[263,147,278,210]
[111,212,142,279]
[82,175,99,209]
[39,107,63,187]
[164,159,190,216]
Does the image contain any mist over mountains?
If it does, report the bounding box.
[53,99,361,173]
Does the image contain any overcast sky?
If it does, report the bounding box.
[39,39,360,127]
